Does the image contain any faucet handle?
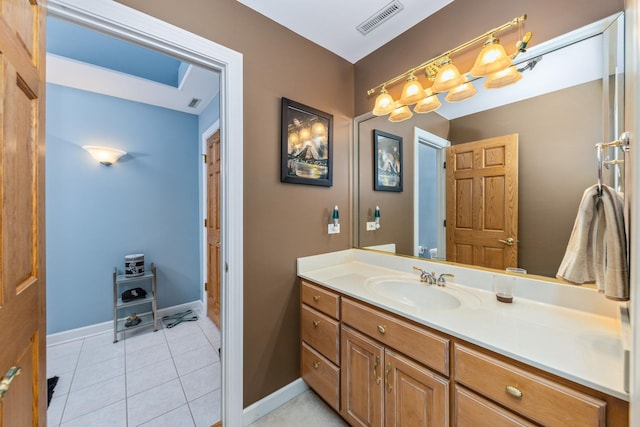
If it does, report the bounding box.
[437,273,454,287]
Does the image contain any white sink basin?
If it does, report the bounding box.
[364,276,480,310]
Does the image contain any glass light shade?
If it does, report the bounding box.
[445,82,477,102]
[413,93,441,114]
[470,41,512,77]
[431,62,465,93]
[388,104,413,122]
[399,75,425,105]
[484,66,523,89]
[372,91,395,116]
[82,145,126,165]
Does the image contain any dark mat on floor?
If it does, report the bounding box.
[47,376,59,407]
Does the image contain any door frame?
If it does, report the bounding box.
[413,128,449,258]
[46,1,244,425]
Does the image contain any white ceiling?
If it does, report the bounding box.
[236,0,454,63]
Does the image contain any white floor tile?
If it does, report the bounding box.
[197,319,221,348]
[62,375,125,422]
[126,341,171,372]
[188,389,221,427]
[125,329,166,354]
[70,353,125,392]
[49,373,72,398]
[47,340,83,361]
[82,331,119,349]
[60,399,126,427]
[173,343,218,377]
[138,404,195,427]
[47,352,79,378]
[179,362,221,402]
[47,395,66,427]
[126,378,187,426]
[166,330,211,357]
[126,358,178,397]
[76,340,125,369]
[162,320,202,341]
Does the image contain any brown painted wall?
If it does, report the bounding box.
[449,81,602,277]
[117,0,354,406]
[355,0,624,116]
[358,114,449,254]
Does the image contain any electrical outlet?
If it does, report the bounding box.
[366,222,377,231]
[328,224,340,234]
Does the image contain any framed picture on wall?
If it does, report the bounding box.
[281,97,333,187]
[374,129,403,192]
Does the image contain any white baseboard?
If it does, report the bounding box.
[242,378,309,426]
[46,300,204,347]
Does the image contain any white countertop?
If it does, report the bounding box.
[297,249,628,401]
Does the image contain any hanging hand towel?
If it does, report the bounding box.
[556,185,599,284]
[593,185,629,300]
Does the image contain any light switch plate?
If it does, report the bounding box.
[328,224,340,234]
[366,222,377,231]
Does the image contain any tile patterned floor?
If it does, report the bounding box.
[47,314,221,427]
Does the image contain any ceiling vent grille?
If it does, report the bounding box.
[356,0,404,35]
[188,98,202,108]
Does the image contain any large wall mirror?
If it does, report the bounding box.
[354,12,624,279]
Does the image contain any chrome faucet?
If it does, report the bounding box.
[412,267,436,285]
[437,273,455,287]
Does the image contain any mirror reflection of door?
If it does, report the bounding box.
[414,129,449,259]
[446,134,518,270]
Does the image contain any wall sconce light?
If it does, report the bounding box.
[328,205,340,234]
[82,145,127,166]
[367,15,533,119]
[367,206,381,231]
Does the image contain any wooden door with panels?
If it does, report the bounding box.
[446,134,518,270]
[206,130,221,329]
[0,0,47,426]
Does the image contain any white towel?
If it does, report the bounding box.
[556,184,629,301]
[556,185,599,284]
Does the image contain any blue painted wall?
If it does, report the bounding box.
[46,83,200,334]
[198,93,220,136]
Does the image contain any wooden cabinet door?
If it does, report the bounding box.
[0,1,46,426]
[341,326,384,427]
[384,349,449,427]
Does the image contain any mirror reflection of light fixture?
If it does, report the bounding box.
[414,91,442,114]
[366,15,532,121]
[484,65,523,88]
[388,103,413,123]
[445,82,478,102]
[82,145,127,166]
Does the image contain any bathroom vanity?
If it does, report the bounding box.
[298,249,629,426]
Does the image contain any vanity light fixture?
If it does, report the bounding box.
[368,14,532,120]
[328,205,340,234]
[82,145,127,166]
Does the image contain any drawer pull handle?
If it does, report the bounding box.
[312,295,320,301]
[312,320,320,327]
[313,361,320,369]
[385,362,392,393]
[373,355,381,384]
[377,325,386,334]
[506,385,523,398]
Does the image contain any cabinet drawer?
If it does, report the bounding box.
[301,342,340,412]
[301,280,340,319]
[342,298,449,376]
[301,305,340,364]
[455,385,536,427]
[454,344,606,427]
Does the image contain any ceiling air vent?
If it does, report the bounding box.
[356,0,404,35]
[188,98,201,108]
